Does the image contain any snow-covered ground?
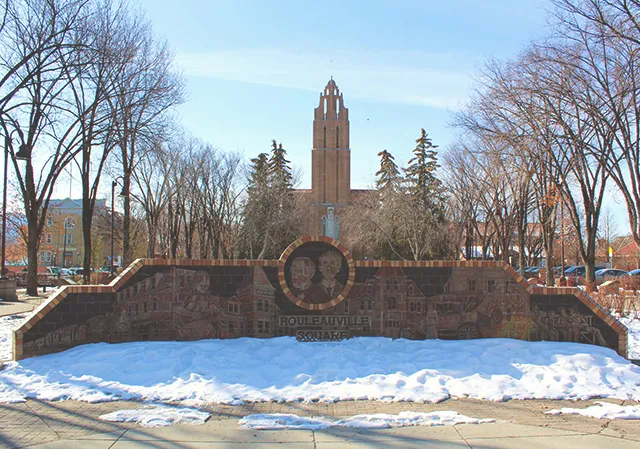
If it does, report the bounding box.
[548,401,640,420]
[0,314,27,361]
[240,411,494,430]
[99,404,210,427]
[619,315,640,359]
[0,335,639,405]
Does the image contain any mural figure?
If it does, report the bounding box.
[290,257,315,300]
[568,307,608,346]
[173,270,219,339]
[306,250,345,303]
[425,303,439,339]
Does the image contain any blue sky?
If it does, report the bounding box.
[137,0,550,189]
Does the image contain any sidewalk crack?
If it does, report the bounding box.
[108,428,128,449]
[453,425,473,448]
[25,401,60,440]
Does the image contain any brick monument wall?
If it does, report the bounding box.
[13,236,628,360]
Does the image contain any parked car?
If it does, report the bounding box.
[553,266,573,276]
[564,265,606,285]
[595,268,628,280]
[628,269,640,276]
[524,266,540,275]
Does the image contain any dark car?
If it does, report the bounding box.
[595,268,628,280]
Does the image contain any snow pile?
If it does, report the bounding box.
[240,411,494,430]
[619,316,640,359]
[547,401,640,420]
[100,404,210,427]
[241,414,333,430]
[0,337,638,405]
[0,315,26,361]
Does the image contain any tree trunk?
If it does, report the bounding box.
[26,222,39,296]
[82,195,92,284]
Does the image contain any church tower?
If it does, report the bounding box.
[311,78,351,239]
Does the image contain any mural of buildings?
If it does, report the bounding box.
[14,236,628,360]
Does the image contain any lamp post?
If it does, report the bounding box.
[61,217,68,268]
[110,176,124,275]
[1,134,30,278]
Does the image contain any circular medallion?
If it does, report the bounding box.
[278,236,355,310]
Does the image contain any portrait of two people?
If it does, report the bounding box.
[289,250,346,304]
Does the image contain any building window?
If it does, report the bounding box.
[408,284,414,295]
[264,301,269,312]
[45,233,52,244]
[366,282,373,295]
[229,322,234,334]
[46,217,53,227]
[469,280,476,292]
[257,300,263,312]
[228,302,239,314]
[409,302,416,312]
[152,299,158,311]
[487,280,496,293]
[257,321,263,333]
[143,302,147,313]
[368,300,373,311]
[64,233,74,244]
[388,298,397,310]
[265,321,270,333]
[64,217,75,229]
[393,280,398,291]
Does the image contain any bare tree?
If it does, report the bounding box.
[107,15,183,266]
[1,0,93,295]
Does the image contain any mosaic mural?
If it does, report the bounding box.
[13,236,628,360]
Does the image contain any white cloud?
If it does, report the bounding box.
[176,49,473,109]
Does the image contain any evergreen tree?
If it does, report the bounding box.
[242,141,300,259]
[375,150,401,190]
[404,129,442,210]
[243,153,271,258]
[268,140,293,189]
[402,128,449,259]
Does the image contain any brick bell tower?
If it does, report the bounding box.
[311,78,351,239]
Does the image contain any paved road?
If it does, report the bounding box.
[0,398,638,448]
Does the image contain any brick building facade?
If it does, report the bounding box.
[299,78,371,240]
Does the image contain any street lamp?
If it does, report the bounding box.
[1,134,29,279]
[110,176,126,275]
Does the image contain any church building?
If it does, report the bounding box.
[299,78,370,240]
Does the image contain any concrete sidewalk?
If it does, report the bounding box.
[0,398,638,448]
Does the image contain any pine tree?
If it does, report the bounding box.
[404,128,444,214]
[242,141,300,259]
[268,140,293,189]
[243,153,271,258]
[375,150,401,190]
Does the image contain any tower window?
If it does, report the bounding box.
[336,126,339,148]
[323,126,326,148]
